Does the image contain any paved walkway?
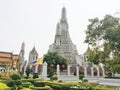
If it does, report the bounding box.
[42,75,120,87]
[85,77,120,87]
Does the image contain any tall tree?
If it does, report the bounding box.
[43,52,68,79]
[85,15,120,74]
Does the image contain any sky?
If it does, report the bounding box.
[0,0,120,60]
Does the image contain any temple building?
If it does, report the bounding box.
[0,51,19,70]
[48,7,81,65]
[48,7,105,77]
[28,46,38,65]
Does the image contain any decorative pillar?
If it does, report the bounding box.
[91,67,94,77]
[29,65,33,77]
[84,67,87,77]
[67,65,70,76]
[57,64,60,75]
[76,65,79,76]
[35,65,38,73]
[97,67,100,77]
[42,62,47,77]
[23,65,27,76]
[20,64,23,72]
[102,67,105,77]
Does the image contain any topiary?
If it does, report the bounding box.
[7,80,14,87]
[52,74,58,81]
[79,74,84,82]
[33,73,38,79]
[83,79,88,82]
[14,80,22,85]
[11,73,21,80]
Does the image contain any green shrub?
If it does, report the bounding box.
[61,85,70,90]
[30,85,52,90]
[22,78,35,84]
[51,75,58,81]
[79,74,84,81]
[93,86,114,90]
[22,88,32,90]
[10,86,16,90]
[18,85,23,89]
[83,79,88,82]
[14,80,22,85]
[34,81,46,87]
[22,82,31,88]
[33,73,39,79]
[7,80,14,87]
[11,73,21,80]
[45,81,61,90]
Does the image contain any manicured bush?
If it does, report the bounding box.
[18,85,23,89]
[22,78,35,84]
[61,85,70,90]
[45,81,62,90]
[34,81,46,87]
[93,86,114,90]
[22,88,32,90]
[7,80,22,89]
[7,80,14,87]
[30,85,52,90]
[10,86,16,90]
[51,74,58,81]
[22,82,31,88]
[79,74,85,81]
[83,79,88,82]
[11,73,21,80]
[33,73,39,79]
[14,80,22,85]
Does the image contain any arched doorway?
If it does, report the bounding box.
[93,67,97,76]
[79,66,84,75]
[87,67,91,76]
[70,65,76,75]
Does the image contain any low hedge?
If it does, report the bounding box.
[22,78,43,84]
[45,81,92,90]
[105,76,120,79]
[34,81,46,87]
[93,86,114,90]
[22,82,32,88]
[29,85,52,90]
[45,81,62,90]
[22,88,32,90]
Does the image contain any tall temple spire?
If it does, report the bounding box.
[19,42,25,72]
[21,42,25,51]
[56,23,61,35]
[48,7,80,64]
[61,7,67,22]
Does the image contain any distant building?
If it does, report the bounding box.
[28,46,38,65]
[19,42,26,72]
[28,46,39,74]
[0,51,19,70]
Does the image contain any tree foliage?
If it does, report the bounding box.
[43,52,68,68]
[25,65,31,78]
[43,52,68,79]
[85,14,120,74]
